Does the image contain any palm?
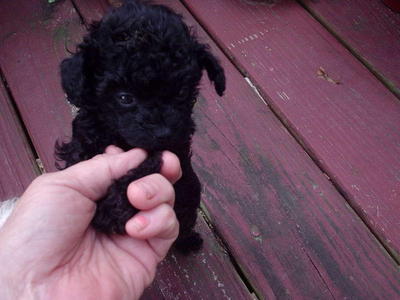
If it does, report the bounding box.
[0,149,179,299]
[46,229,158,299]
[20,189,162,299]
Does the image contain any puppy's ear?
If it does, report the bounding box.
[198,46,226,96]
[60,53,85,107]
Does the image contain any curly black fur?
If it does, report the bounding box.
[56,0,225,253]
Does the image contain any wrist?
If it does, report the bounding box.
[0,273,37,300]
[0,234,40,300]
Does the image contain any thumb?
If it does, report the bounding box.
[56,148,147,201]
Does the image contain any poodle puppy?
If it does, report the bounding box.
[56,0,225,253]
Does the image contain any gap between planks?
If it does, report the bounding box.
[245,70,400,265]
[180,0,400,265]
[69,0,260,297]
[296,0,400,99]
[199,205,261,299]
[0,68,43,175]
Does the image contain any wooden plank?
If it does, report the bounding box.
[70,0,111,23]
[299,0,400,96]
[0,0,85,171]
[0,80,38,201]
[0,0,253,298]
[143,218,252,299]
[160,0,400,298]
[71,1,254,297]
[4,0,398,297]
[182,0,400,259]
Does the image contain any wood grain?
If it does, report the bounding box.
[2,0,398,298]
[165,0,399,298]
[70,0,111,23]
[0,81,38,201]
[0,0,85,171]
[300,0,400,96]
[143,218,252,299]
[0,0,254,298]
[183,0,400,260]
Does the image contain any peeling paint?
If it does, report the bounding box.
[277,91,290,101]
[228,32,262,49]
[244,77,266,105]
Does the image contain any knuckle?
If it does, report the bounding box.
[92,153,106,161]
[160,204,176,222]
[136,179,157,200]
[31,173,52,185]
[152,173,166,183]
[143,174,174,201]
[165,214,179,237]
[164,214,178,232]
[164,181,175,200]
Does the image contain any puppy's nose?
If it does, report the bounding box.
[154,127,172,139]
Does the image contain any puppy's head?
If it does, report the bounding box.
[61,1,225,151]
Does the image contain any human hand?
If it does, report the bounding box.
[0,147,181,300]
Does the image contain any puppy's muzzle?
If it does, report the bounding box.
[154,127,172,139]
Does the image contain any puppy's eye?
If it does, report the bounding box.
[114,32,130,42]
[116,93,135,107]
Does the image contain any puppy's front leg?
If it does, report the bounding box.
[92,153,162,234]
[173,160,203,254]
[91,153,204,254]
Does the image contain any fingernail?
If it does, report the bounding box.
[131,215,148,231]
[105,145,124,154]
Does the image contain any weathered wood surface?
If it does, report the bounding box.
[0,0,84,171]
[183,0,400,260]
[70,0,111,24]
[300,0,400,97]
[1,0,399,298]
[0,81,38,201]
[143,218,252,299]
[164,0,399,298]
[0,0,254,298]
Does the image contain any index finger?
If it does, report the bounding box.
[160,151,182,184]
[56,148,147,200]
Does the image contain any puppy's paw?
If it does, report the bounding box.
[174,231,203,255]
[91,185,138,234]
[91,155,162,235]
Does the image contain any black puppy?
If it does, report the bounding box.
[56,0,225,253]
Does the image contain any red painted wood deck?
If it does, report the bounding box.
[0,0,399,298]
